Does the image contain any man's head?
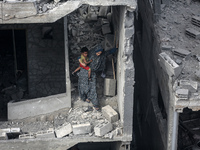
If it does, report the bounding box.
[81,47,89,57]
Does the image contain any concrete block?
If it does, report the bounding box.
[185,28,200,39]
[19,133,36,139]
[179,80,198,93]
[192,16,200,27]
[158,52,181,77]
[94,121,113,136]
[0,128,10,133]
[55,122,72,138]
[72,123,92,135]
[0,132,8,140]
[104,78,116,96]
[10,128,21,133]
[175,89,189,100]
[102,24,111,35]
[102,105,119,123]
[36,129,55,138]
[173,48,191,59]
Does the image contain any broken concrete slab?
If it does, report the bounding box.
[102,105,119,123]
[159,52,181,77]
[185,28,200,39]
[175,89,189,100]
[72,123,92,135]
[94,121,112,136]
[179,80,198,93]
[55,122,72,138]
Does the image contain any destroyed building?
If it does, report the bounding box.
[0,0,200,150]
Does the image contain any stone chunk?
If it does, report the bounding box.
[102,105,119,123]
[179,80,198,93]
[175,89,189,100]
[94,121,113,136]
[72,123,92,135]
[19,133,35,139]
[36,129,55,138]
[159,52,181,77]
[0,128,11,133]
[55,122,72,138]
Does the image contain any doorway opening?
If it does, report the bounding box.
[0,29,28,120]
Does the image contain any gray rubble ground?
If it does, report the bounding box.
[157,0,200,103]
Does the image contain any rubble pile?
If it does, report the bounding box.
[157,0,200,101]
[0,105,122,140]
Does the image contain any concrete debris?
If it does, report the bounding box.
[159,52,181,77]
[19,133,36,139]
[94,121,112,136]
[36,129,55,138]
[173,48,191,59]
[175,59,182,65]
[179,80,198,93]
[55,122,72,138]
[185,28,200,39]
[195,70,200,81]
[161,45,173,51]
[98,6,109,17]
[0,132,8,140]
[102,105,119,123]
[72,123,92,135]
[104,34,115,51]
[192,16,200,27]
[10,128,21,133]
[175,89,189,100]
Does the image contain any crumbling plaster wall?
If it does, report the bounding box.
[27,19,66,98]
[113,6,135,140]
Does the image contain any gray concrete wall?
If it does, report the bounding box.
[134,0,169,149]
[27,19,66,98]
[0,21,66,99]
[113,6,135,141]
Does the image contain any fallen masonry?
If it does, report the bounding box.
[102,105,119,123]
[72,123,92,135]
[94,121,113,136]
[55,122,72,138]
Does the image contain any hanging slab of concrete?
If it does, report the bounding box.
[0,0,137,24]
[8,93,71,120]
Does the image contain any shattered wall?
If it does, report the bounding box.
[113,6,135,140]
[27,19,66,98]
